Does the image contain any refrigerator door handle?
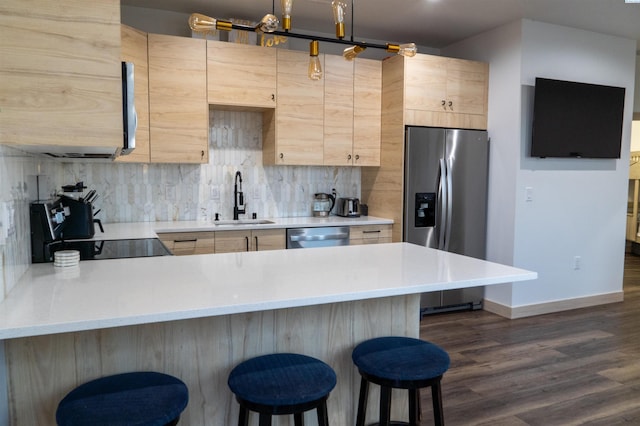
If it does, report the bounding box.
[443,157,454,251]
[437,158,447,249]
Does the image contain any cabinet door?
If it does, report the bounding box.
[251,229,286,251]
[148,34,209,164]
[270,49,324,165]
[353,58,381,166]
[158,232,215,255]
[404,54,488,129]
[118,25,150,163]
[349,224,392,245]
[445,58,488,117]
[207,41,276,109]
[323,55,354,166]
[214,230,251,253]
[0,0,121,151]
[404,54,448,114]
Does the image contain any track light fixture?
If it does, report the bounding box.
[189,0,417,80]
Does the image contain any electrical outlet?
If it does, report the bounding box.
[252,187,261,199]
[525,187,533,202]
[210,187,220,200]
[573,256,581,270]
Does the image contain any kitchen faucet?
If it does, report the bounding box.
[233,171,246,220]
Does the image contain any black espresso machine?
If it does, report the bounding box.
[30,194,104,263]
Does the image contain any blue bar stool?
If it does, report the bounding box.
[56,371,189,426]
[228,352,337,426]
[352,336,450,426]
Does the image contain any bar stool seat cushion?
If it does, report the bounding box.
[56,371,189,426]
[352,336,450,384]
[228,353,337,407]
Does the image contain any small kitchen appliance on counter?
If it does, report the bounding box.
[335,197,360,217]
[30,184,171,263]
[312,192,336,217]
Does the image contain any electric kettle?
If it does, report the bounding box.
[312,192,335,217]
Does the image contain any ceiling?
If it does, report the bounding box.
[121,0,640,50]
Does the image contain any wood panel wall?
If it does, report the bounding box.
[361,55,406,243]
[6,295,419,425]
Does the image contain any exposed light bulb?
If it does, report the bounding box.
[281,0,294,31]
[308,41,322,80]
[188,13,232,32]
[343,45,366,61]
[387,42,418,57]
[256,14,279,33]
[331,1,347,39]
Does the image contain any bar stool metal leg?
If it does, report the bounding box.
[379,386,392,426]
[408,388,419,426]
[294,412,304,426]
[355,377,369,426]
[432,381,444,426]
[317,400,329,426]
[258,412,272,426]
[238,406,249,426]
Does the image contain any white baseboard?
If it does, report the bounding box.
[483,291,624,319]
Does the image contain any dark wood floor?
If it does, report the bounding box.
[418,253,640,425]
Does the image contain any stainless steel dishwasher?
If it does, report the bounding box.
[286,226,350,249]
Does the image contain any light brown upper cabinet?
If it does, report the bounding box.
[207,41,277,110]
[403,54,488,130]
[263,49,324,165]
[324,57,381,167]
[323,56,355,166]
[0,0,122,152]
[353,58,382,166]
[118,25,150,163]
[148,34,209,163]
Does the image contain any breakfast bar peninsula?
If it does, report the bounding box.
[0,243,536,425]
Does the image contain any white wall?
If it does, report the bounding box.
[444,20,637,311]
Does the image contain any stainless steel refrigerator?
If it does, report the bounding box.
[403,126,489,315]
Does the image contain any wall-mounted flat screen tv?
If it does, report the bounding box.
[530,77,625,159]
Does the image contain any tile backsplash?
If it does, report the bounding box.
[0,145,60,299]
[63,110,361,222]
[0,109,361,298]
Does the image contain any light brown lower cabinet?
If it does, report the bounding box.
[157,232,215,256]
[159,225,390,255]
[349,224,392,245]
[214,229,286,253]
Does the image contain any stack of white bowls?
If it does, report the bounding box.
[54,250,80,268]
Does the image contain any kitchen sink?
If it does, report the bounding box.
[213,219,275,226]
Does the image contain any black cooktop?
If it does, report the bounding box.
[51,238,172,261]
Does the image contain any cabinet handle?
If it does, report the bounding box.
[355,154,360,161]
[362,230,381,234]
[245,236,249,251]
[201,150,205,159]
[279,153,284,160]
[254,236,259,251]
[348,154,352,160]
[441,100,446,110]
[174,239,197,243]
[271,93,275,101]
[448,101,453,110]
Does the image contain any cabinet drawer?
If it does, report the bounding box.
[349,224,392,245]
[157,232,215,255]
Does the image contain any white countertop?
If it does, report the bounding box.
[88,216,394,240]
[0,243,536,339]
